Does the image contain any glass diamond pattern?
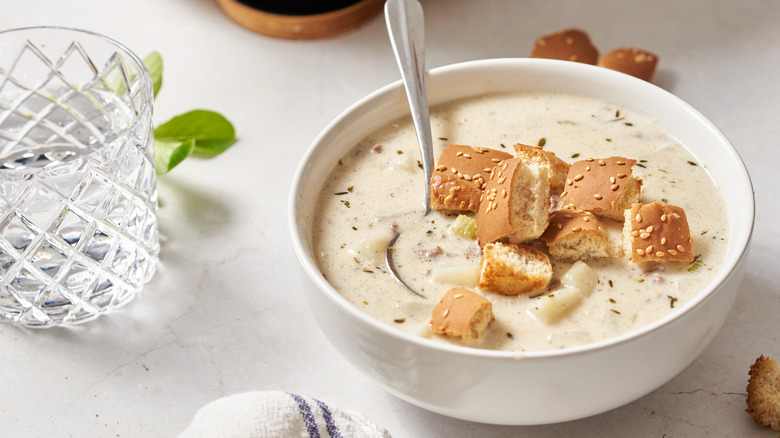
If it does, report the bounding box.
[63,92,112,143]
[17,306,51,327]
[18,184,64,230]
[0,176,29,204]
[36,286,76,324]
[42,164,84,198]
[0,246,16,277]
[105,188,131,229]
[2,213,38,251]
[0,80,26,108]
[0,111,35,139]
[30,238,68,278]
[10,267,46,304]
[142,215,158,250]
[55,42,101,88]
[23,117,62,147]
[125,204,146,239]
[127,254,143,286]
[113,283,133,307]
[19,92,58,121]
[83,228,113,263]
[63,301,101,324]
[136,160,156,204]
[131,252,156,286]
[113,142,143,188]
[55,209,89,247]
[75,171,112,213]
[6,44,58,91]
[108,237,135,279]
[63,262,97,295]
[42,105,79,132]
[86,276,116,308]
[0,288,23,318]
[0,28,158,327]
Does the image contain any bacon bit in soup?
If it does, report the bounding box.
[465,245,481,259]
[418,246,444,259]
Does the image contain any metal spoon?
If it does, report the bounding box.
[384,0,432,299]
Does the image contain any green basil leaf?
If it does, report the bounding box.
[143,51,163,98]
[154,138,196,175]
[154,109,236,155]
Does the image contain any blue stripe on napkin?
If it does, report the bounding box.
[289,393,320,438]
[314,398,343,438]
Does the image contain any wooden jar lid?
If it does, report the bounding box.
[217,0,385,40]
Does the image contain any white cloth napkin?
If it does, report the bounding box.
[179,391,392,438]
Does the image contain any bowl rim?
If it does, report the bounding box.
[289,57,755,360]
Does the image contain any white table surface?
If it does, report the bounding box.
[3,1,779,436]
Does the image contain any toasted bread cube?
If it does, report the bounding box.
[541,210,610,262]
[513,143,571,193]
[598,47,659,82]
[430,144,512,212]
[622,203,694,263]
[476,157,551,246]
[746,355,780,431]
[561,156,641,220]
[531,28,599,64]
[430,288,494,340]
[478,242,552,295]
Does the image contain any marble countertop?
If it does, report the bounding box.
[3,1,779,436]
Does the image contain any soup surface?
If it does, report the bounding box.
[313,91,728,351]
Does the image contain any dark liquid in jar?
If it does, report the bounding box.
[236,0,363,15]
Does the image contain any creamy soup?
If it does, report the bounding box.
[313,91,728,351]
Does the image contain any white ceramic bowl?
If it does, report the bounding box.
[289,58,754,425]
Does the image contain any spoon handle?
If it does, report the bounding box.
[385,0,434,215]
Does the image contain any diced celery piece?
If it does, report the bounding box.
[448,214,476,239]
